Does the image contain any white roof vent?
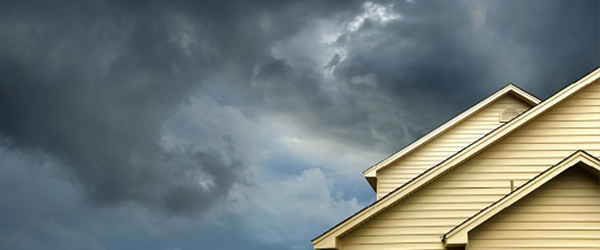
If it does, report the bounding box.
[500,108,519,123]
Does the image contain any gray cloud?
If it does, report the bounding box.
[0,0,597,249]
[0,0,252,215]
[323,53,342,70]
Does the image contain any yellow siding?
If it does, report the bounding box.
[468,167,600,250]
[377,94,532,198]
[341,81,600,250]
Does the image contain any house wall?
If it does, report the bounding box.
[468,167,600,250]
[340,81,600,250]
[377,94,532,198]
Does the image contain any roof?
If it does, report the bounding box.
[312,67,600,249]
[363,84,540,179]
[442,150,600,247]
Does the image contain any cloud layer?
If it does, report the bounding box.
[0,0,598,249]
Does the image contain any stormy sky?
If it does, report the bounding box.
[0,0,598,249]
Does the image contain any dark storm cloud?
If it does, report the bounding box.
[0,0,372,215]
[0,0,242,214]
[482,0,600,97]
[0,0,304,215]
[0,0,598,249]
[321,0,600,148]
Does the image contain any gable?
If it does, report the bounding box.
[443,151,600,246]
[377,94,533,198]
[464,167,600,249]
[364,84,540,194]
[313,68,600,250]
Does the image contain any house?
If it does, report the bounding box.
[312,68,600,250]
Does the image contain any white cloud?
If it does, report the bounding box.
[348,2,401,32]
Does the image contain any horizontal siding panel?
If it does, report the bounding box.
[476,222,600,231]
[350,227,448,236]
[513,197,600,206]
[377,210,477,220]
[501,135,600,143]
[343,243,443,250]
[535,113,600,121]
[366,218,466,227]
[520,189,600,197]
[434,134,492,140]
[425,180,521,188]
[404,195,504,204]
[547,106,600,113]
[342,235,440,244]
[453,124,500,130]
[387,203,492,212]
[379,170,429,176]
[560,99,600,106]
[412,188,510,196]
[387,160,446,165]
[465,156,586,164]
[506,128,600,136]
[443,128,501,134]
[459,120,504,126]
[439,172,540,180]
[491,142,600,151]
[486,213,600,222]
[382,168,435,173]
[571,90,600,99]
[451,166,549,173]
[468,239,600,248]
[497,205,600,214]
[526,120,600,128]
[472,230,600,239]
[475,150,600,159]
